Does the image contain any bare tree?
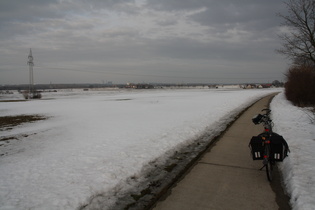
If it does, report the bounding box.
[277,0,315,66]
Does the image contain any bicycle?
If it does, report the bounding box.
[250,109,289,181]
[252,109,274,181]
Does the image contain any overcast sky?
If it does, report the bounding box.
[0,0,290,85]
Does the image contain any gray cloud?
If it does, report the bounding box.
[0,0,60,23]
[147,0,286,31]
[0,0,289,84]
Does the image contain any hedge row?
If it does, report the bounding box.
[285,65,315,107]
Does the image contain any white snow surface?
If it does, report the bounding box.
[0,88,314,210]
[270,92,315,210]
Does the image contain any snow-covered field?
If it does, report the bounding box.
[0,88,314,210]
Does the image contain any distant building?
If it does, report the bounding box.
[125,83,154,89]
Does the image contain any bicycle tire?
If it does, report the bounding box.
[266,160,273,181]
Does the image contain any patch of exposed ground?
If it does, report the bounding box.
[0,100,26,102]
[0,115,46,129]
[0,115,47,156]
[0,115,47,137]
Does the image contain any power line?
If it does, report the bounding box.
[32,65,283,81]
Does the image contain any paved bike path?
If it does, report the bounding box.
[152,94,290,210]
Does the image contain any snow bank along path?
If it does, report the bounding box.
[1,89,280,209]
[271,92,315,210]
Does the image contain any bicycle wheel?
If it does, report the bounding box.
[266,159,273,181]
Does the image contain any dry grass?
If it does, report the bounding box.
[0,115,46,132]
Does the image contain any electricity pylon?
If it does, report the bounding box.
[27,48,34,98]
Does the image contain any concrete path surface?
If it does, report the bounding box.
[152,94,290,210]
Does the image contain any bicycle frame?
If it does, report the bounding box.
[253,109,274,181]
[260,134,273,181]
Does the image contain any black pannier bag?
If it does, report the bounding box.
[270,133,290,161]
[249,136,264,160]
[252,114,263,125]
